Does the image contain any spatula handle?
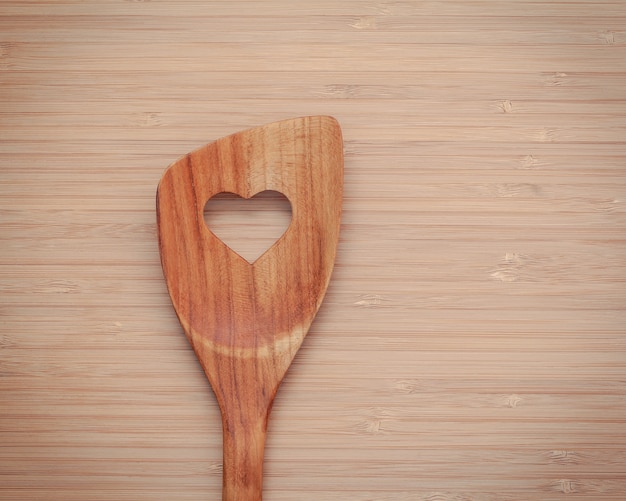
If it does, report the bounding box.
[213,357,275,501]
[221,411,268,501]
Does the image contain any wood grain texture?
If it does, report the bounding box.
[157,116,343,500]
[1,1,625,500]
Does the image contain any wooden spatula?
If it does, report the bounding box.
[156,116,343,500]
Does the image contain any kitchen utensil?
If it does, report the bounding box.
[156,116,343,500]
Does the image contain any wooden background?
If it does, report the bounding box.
[1,1,625,500]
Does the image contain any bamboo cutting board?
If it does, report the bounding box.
[1,1,625,500]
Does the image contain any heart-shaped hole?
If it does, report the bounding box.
[203,190,292,263]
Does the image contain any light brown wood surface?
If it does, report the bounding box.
[1,1,625,500]
[157,116,343,500]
